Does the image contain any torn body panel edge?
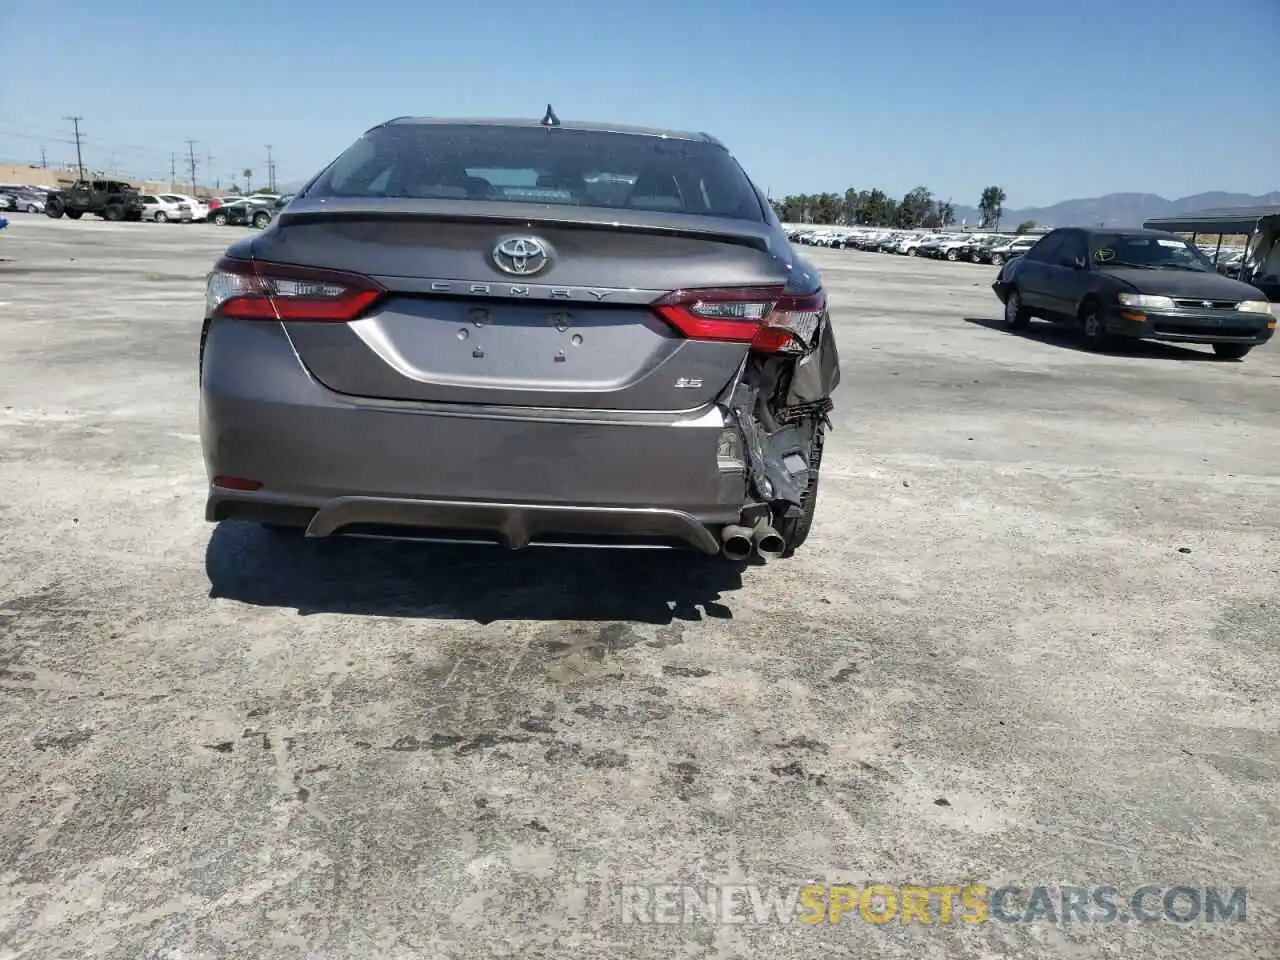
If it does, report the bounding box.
[722,310,839,518]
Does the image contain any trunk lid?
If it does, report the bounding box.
[254,201,789,410]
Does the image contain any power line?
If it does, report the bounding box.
[0,125,171,162]
[63,116,86,181]
[80,139,171,159]
[0,118,76,136]
[0,128,75,144]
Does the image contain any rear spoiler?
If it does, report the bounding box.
[275,197,775,253]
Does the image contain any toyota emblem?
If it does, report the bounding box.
[492,236,550,276]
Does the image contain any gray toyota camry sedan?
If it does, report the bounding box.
[199,110,840,560]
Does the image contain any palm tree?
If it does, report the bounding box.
[979,186,1007,230]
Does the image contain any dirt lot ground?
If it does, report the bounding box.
[1,218,1277,959]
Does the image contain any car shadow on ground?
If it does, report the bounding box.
[963,317,1228,361]
[205,521,746,624]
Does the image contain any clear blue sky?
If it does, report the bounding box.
[1,0,1276,208]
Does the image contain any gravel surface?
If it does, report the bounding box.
[1,217,1276,959]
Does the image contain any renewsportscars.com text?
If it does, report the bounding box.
[620,884,1247,925]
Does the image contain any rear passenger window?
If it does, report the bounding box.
[1026,234,1062,262]
[1057,232,1086,262]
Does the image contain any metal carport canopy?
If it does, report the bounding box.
[1143,204,1280,234]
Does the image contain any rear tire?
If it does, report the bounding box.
[946,249,958,261]
[102,205,123,222]
[1212,343,1253,360]
[778,426,825,558]
[26,204,39,214]
[154,211,168,223]
[252,211,270,229]
[212,212,228,226]
[990,253,1004,266]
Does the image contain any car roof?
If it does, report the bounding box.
[1075,227,1185,239]
[380,115,724,146]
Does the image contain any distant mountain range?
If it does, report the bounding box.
[951,191,1280,230]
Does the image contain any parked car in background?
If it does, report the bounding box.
[915,234,954,258]
[1216,250,1245,278]
[898,234,942,256]
[139,194,193,222]
[982,236,1038,265]
[991,227,1274,359]
[955,235,1004,263]
[206,196,245,219]
[199,114,840,560]
[0,186,46,213]
[160,193,208,221]
[932,234,982,261]
[17,188,46,213]
[208,197,275,228]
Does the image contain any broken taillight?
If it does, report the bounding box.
[206,257,384,322]
[653,286,825,354]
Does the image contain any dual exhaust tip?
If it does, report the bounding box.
[721,519,785,562]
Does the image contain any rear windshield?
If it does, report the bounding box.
[302,123,765,221]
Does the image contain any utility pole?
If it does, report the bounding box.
[40,147,47,169]
[63,116,86,181]
[185,140,199,196]
[265,145,276,192]
[169,152,177,189]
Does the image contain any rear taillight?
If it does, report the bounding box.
[206,257,384,322]
[653,286,826,354]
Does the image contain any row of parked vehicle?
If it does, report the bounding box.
[787,227,1043,266]
[1,179,290,229]
[134,192,295,228]
[786,226,1251,276]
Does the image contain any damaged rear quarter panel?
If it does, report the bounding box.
[727,253,840,512]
